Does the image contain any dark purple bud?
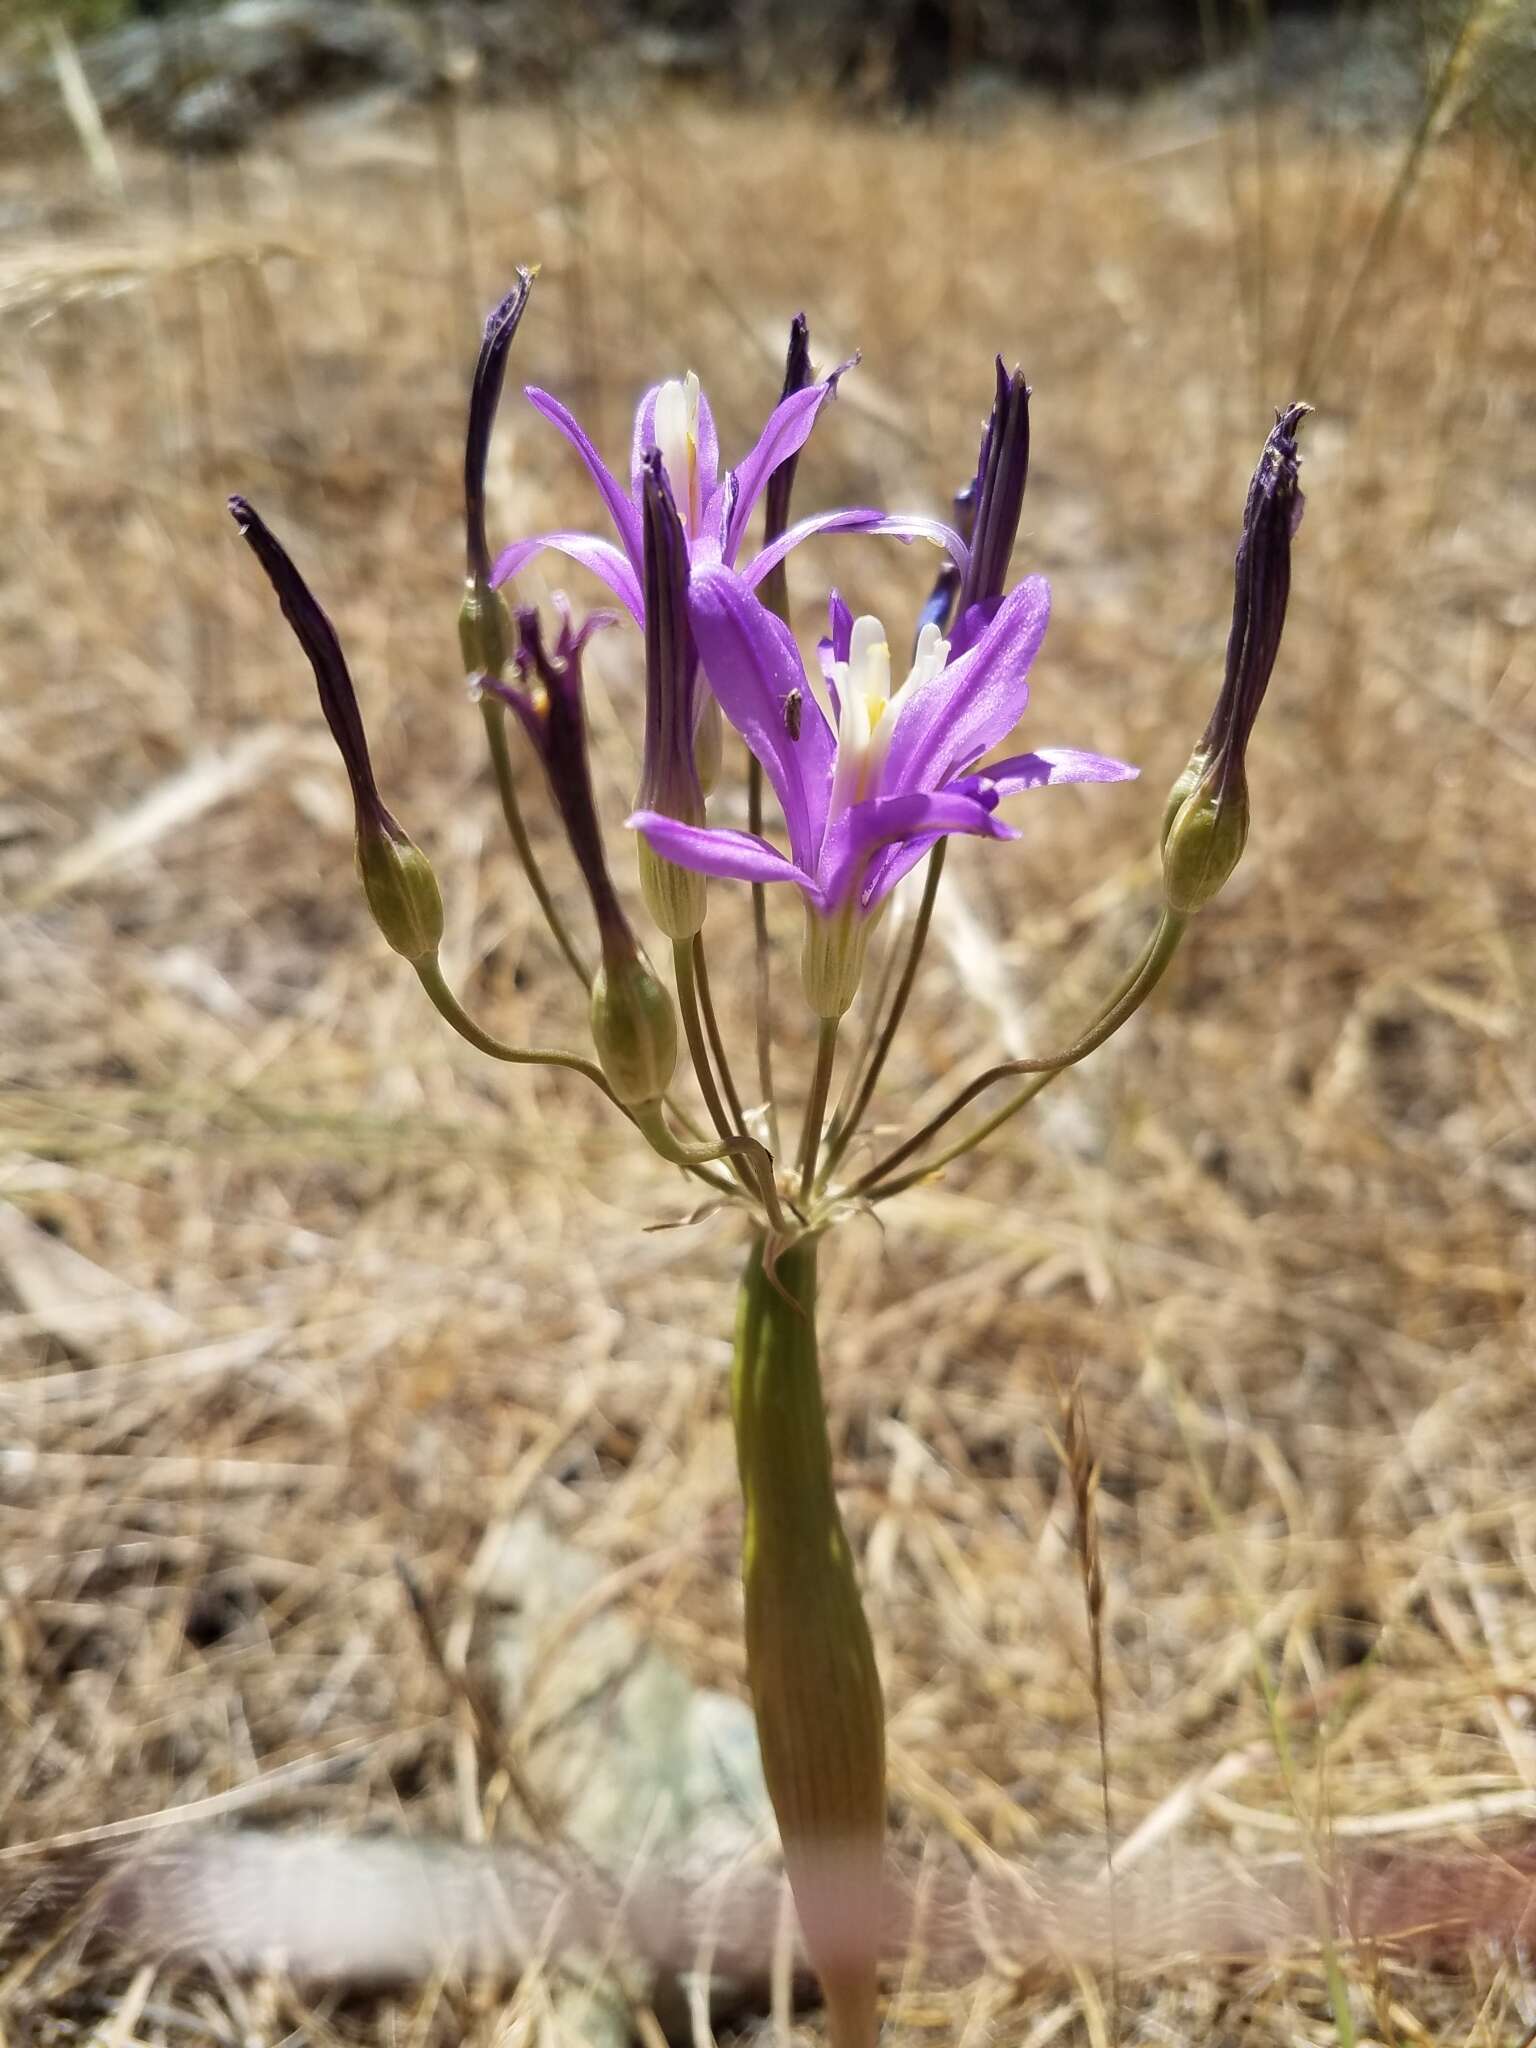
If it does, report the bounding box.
[957,356,1030,619]
[487,605,634,963]
[1162,402,1310,914]
[230,495,380,815]
[1200,401,1310,771]
[762,313,813,553]
[464,271,535,588]
[229,495,442,960]
[914,476,977,653]
[638,451,699,816]
[489,606,679,1104]
[636,450,707,938]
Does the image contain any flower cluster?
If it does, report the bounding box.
[230,271,1306,2048]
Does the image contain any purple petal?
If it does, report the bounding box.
[814,591,853,717]
[972,746,1140,797]
[525,388,642,570]
[861,834,942,905]
[828,588,853,663]
[489,532,644,624]
[715,382,838,563]
[687,565,834,871]
[741,510,971,594]
[883,574,1051,795]
[821,787,1017,911]
[628,813,815,893]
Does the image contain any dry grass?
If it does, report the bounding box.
[2,43,1535,2048]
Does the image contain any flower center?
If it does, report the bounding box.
[822,615,949,817]
[654,371,702,539]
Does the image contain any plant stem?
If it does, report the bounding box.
[413,957,614,1097]
[480,699,591,990]
[732,1234,884,2048]
[631,1103,789,1236]
[822,841,946,1181]
[798,1016,841,1205]
[693,934,746,1131]
[673,936,753,1197]
[853,911,1189,1201]
[746,752,779,1150]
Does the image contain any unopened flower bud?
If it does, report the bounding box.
[229,494,442,964]
[1161,402,1309,914]
[356,815,444,963]
[589,945,678,1106]
[957,356,1031,621]
[464,273,535,587]
[636,448,709,938]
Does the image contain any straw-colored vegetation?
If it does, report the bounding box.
[3,30,1535,2046]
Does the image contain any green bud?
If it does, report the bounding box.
[637,835,707,943]
[589,948,678,1105]
[458,579,511,681]
[356,818,445,963]
[800,900,875,1020]
[1161,765,1250,915]
[1159,746,1207,854]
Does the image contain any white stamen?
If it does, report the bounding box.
[825,613,949,817]
[654,371,702,537]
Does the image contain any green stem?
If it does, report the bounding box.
[673,937,753,1202]
[853,910,1189,1201]
[480,700,591,990]
[693,934,746,1132]
[413,957,615,1098]
[732,1235,884,2048]
[822,841,946,1181]
[631,1102,789,1237]
[798,1016,841,1205]
[746,752,779,1150]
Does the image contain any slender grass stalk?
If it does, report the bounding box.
[1163,1362,1357,2048]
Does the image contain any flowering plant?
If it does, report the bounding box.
[231,268,1306,2048]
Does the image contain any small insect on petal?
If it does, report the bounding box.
[784,689,803,742]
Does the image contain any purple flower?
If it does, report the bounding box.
[488,366,967,624]
[630,566,1137,1015]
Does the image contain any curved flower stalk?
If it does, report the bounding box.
[232,270,1310,2048]
[632,566,1137,1018]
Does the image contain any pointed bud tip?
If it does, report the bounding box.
[466,269,537,581]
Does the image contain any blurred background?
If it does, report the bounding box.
[2,2,1534,2043]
